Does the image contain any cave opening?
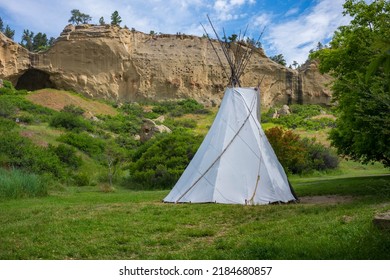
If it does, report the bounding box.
[15,69,55,91]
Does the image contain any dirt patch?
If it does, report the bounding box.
[299,195,355,205]
[26,89,118,116]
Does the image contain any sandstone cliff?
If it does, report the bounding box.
[0,32,30,83]
[0,25,333,108]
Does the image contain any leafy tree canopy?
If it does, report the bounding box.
[270,53,286,66]
[311,0,390,167]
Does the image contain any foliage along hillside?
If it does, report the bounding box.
[0,81,387,200]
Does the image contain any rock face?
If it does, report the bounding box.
[0,25,333,108]
[0,33,30,84]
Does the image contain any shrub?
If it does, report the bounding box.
[61,104,85,116]
[0,132,65,178]
[0,95,54,122]
[265,126,308,173]
[50,111,93,131]
[72,172,92,186]
[126,129,202,189]
[152,99,209,117]
[0,118,16,132]
[58,132,105,157]
[262,104,336,130]
[0,168,48,199]
[17,112,34,124]
[265,127,339,174]
[0,98,17,118]
[49,144,82,169]
[0,80,28,95]
[98,114,141,135]
[301,138,339,171]
[164,118,197,129]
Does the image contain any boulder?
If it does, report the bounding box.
[278,104,291,116]
[140,118,171,142]
[373,211,390,230]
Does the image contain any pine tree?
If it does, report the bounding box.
[21,29,34,51]
[111,11,122,26]
[4,25,15,40]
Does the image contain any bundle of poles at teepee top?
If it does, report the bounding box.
[201,15,265,87]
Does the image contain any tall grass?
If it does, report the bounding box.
[0,169,47,199]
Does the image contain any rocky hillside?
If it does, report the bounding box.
[0,25,332,107]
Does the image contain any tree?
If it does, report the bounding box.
[21,29,34,51]
[292,60,299,69]
[270,54,286,66]
[68,9,92,25]
[0,17,4,33]
[316,41,324,51]
[4,25,15,40]
[48,37,55,47]
[228,34,238,42]
[99,16,105,25]
[311,0,390,167]
[111,11,122,26]
[104,140,127,187]
[32,32,48,51]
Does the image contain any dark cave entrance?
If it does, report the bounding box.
[15,69,55,91]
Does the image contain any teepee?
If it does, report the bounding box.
[163,18,297,205]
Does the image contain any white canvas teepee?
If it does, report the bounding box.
[164,17,297,205]
[163,87,297,204]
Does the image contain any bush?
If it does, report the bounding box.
[61,104,85,116]
[72,172,92,186]
[265,126,308,173]
[126,129,202,189]
[0,98,17,118]
[50,111,93,131]
[164,118,197,129]
[265,127,339,174]
[0,118,16,132]
[0,168,48,199]
[49,144,82,169]
[58,132,105,157]
[0,80,28,95]
[0,95,54,122]
[152,99,209,117]
[0,132,65,178]
[262,104,336,130]
[98,114,141,135]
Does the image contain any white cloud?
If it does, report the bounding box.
[285,7,299,17]
[253,13,272,27]
[213,0,254,21]
[263,0,351,65]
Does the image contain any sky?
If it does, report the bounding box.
[0,0,353,65]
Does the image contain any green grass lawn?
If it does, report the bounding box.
[1,173,389,260]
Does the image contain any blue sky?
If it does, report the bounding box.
[0,0,352,65]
